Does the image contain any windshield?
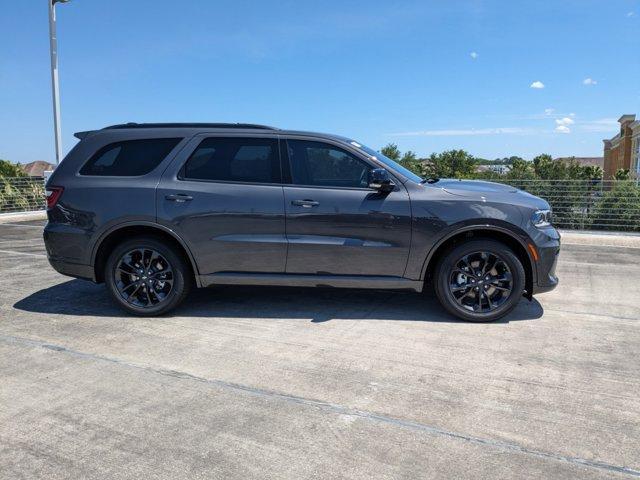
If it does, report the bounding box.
[349,141,423,183]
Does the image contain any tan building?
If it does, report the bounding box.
[603,114,640,179]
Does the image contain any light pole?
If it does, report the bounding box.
[48,0,69,165]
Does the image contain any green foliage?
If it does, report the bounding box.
[380,143,401,161]
[0,160,44,213]
[589,182,640,231]
[399,150,423,175]
[0,159,27,178]
[424,150,477,178]
[614,169,631,180]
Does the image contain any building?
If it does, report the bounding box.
[21,161,56,177]
[603,114,640,179]
[475,164,512,175]
[555,157,604,168]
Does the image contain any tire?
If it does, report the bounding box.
[105,236,192,316]
[433,239,525,322]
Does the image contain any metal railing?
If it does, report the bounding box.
[495,179,640,232]
[0,176,46,213]
[0,176,639,232]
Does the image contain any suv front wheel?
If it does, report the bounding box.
[434,239,526,322]
[105,236,192,316]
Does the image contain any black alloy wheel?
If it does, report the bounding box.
[448,251,513,313]
[105,236,191,316]
[434,239,525,322]
[115,248,174,308]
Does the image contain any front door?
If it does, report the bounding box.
[157,134,286,275]
[282,139,412,277]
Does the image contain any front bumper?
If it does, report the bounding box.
[531,227,560,295]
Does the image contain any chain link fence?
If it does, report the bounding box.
[0,176,639,232]
[0,176,46,213]
[495,180,640,232]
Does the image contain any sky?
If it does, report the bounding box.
[0,0,639,164]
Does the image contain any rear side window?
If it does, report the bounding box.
[181,137,280,183]
[80,138,181,176]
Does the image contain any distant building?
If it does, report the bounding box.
[21,161,56,177]
[555,157,604,168]
[476,164,511,175]
[603,114,640,179]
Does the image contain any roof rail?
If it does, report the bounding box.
[102,122,278,130]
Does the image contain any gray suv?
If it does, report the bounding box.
[43,123,559,322]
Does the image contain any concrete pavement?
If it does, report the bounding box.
[0,220,638,479]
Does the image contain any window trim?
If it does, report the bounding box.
[77,137,184,178]
[282,137,387,191]
[177,135,282,186]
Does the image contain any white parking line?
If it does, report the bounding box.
[0,249,46,258]
[0,223,44,229]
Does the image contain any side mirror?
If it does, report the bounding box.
[368,168,395,192]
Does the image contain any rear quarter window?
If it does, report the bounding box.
[79,138,181,176]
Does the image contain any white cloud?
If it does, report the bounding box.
[556,117,575,127]
[390,127,531,137]
[530,81,545,89]
[583,78,598,86]
[470,51,479,59]
[555,125,571,134]
[544,108,555,116]
[579,118,618,133]
[627,11,635,17]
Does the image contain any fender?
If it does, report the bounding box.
[90,220,202,286]
[418,221,537,284]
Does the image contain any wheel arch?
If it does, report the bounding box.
[91,222,200,286]
[421,225,536,298]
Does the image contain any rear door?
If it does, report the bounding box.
[157,133,286,275]
[282,138,412,277]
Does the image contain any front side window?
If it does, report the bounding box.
[182,137,280,183]
[80,138,181,176]
[287,140,371,188]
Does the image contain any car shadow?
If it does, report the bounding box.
[13,279,544,324]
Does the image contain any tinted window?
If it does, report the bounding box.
[80,138,181,176]
[287,140,371,188]
[182,137,280,183]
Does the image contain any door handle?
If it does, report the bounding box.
[291,199,319,208]
[165,193,193,203]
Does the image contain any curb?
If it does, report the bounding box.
[0,210,47,224]
[559,229,640,248]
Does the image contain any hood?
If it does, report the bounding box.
[430,179,550,209]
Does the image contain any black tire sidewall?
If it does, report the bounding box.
[434,240,525,322]
[105,237,190,316]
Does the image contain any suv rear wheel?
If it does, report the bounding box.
[105,236,192,316]
[434,239,525,322]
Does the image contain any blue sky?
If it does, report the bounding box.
[1,0,638,163]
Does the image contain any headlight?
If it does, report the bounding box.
[531,209,552,228]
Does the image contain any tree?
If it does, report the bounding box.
[380,143,401,161]
[425,150,476,178]
[589,181,640,231]
[584,165,603,180]
[614,169,631,180]
[506,158,534,179]
[0,159,27,178]
[399,150,423,175]
[532,154,558,179]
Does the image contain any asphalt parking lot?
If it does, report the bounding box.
[1,219,639,479]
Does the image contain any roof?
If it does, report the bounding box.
[102,122,278,131]
[555,157,604,167]
[21,160,56,176]
[75,122,351,143]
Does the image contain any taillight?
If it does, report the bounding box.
[46,186,64,209]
